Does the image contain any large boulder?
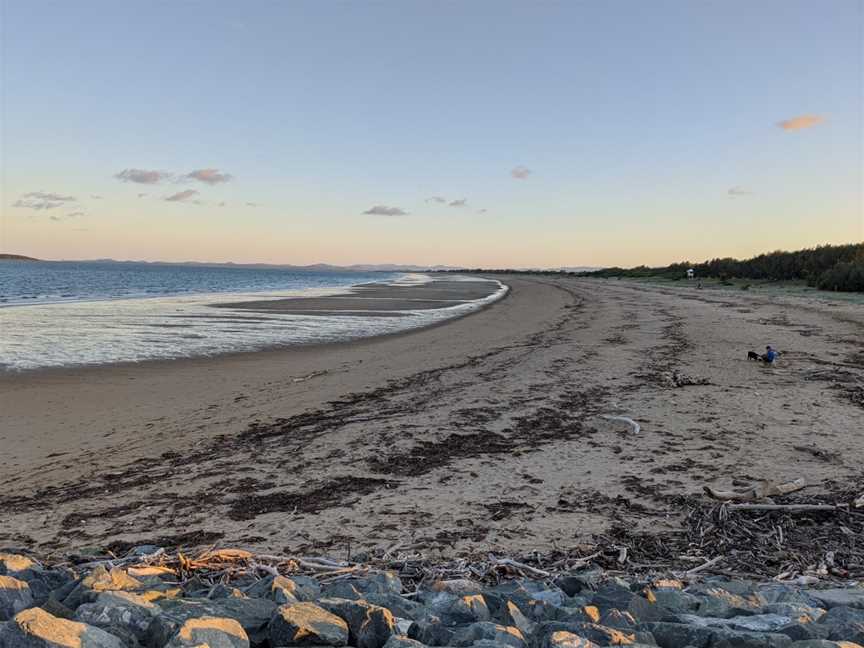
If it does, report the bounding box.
[74,590,159,645]
[146,596,276,646]
[0,607,125,647]
[164,616,249,647]
[268,601,349,646]
[424,593,491,626]
[807,590,864,611]
[317,598,397,648]
[63,567,143,610]
[322,573,402,600]
[0,575,33,621]
[450,622,526,648]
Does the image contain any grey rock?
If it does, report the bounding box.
[820,606,864,625]
[553,572,604,597]
[650,589,701,614]
[63,566,143,610]
[427,580,485,596]
[269,601,349,647]
[642,621,792,648]
[675,613,793,633]
[0,575,33,622]
[322,573,402,600]
[74,590,159,645]
[597,608,637,630]
[535,631,598,648]
[364,593,425,620]
[0,607,125,647]
[407,618,456,646]
[317,597,397,648]
[450,622,526,648]
[692,586,766,619]
[530,621,641,648]
[383,636,428,648]
[164,616,249,647]
[777,623,832,642]
[147,596,277,646]
[807,590,864,611]
[424,592,491,626]
[498,601,534,636]
[208,584,247,600]
[589,583,665,623]
[762,603,825,623]
[788,641,864,647]
[0,553,38,577]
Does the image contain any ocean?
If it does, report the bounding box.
[0,261,504,371]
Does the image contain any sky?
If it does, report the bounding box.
[1,1,862,268]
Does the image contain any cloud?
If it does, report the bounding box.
[363,205,408,216]
[137,193,148,198]
[728,186,753,197]
[164,189,199,202]
[448,199,467,208]
[185,168,233,185]
[115,168,171,184]
[477,208,488,213]
[90,194,103,199]
[245,202,258,207]
[218,201,226,207]
[511,165,532,179]
[426,196,447,204]
[776,115,824,131]
[13,191,76,210]
[49,210,84,222]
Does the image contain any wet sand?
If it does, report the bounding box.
[1,275,863,559]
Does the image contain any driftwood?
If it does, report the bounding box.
[704,478,806,502]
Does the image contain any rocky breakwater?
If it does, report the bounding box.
[2,547,864,647]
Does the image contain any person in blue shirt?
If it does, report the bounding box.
[762,345,778,364]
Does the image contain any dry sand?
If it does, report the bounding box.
[1,275,862,559]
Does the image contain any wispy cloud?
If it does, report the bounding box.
[511,165,532,179]
[115,168,171,184]
[449,199,467,208]
[777,115,825,131]
[185,168,233,185]
[728,186,753,197]
[13,191,76,210]
[363,205,408,216]
[165,189,199,202]
[426,196,447,204]
[49,210,85,222]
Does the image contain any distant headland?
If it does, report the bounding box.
[0,254,39,261]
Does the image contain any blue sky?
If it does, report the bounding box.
[2,1,861,266]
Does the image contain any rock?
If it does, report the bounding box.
[808,590,864,611]
[0,607,125,647]
[0,575,33,621]
[778,622,832,642]
[269,601,349,646]
[424,593,491,626]
[553,572,604,597]
[530,621,641,648]
[450,622,526,648]
[597,609,636,630]
[650,588,701,614]
[364,593,425,620]
[164,616,249,647]
[63,566,143,610]
[208,584,247,600]
[642,621,793,648]
[0,553,38,576]
[499,601,534,636]
[788,641,864,647]
[383,636,428,648]
[589,583,665,623]
[429,580,485,596]
[74,590,159,645]
[763,603,826,624]
[537,630,598,648]
[407,618,456,646]
[317,598,397,648]
[322,573,402,600]
[693,586,766,618]
[674,613,794,633]
[244,574,320,604]
[148,596,277,646]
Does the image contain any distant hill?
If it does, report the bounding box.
[0,254,39,261]
[55,259,463,272]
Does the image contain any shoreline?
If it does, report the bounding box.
[0,276,509,379]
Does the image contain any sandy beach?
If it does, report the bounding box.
[1,274,862,560]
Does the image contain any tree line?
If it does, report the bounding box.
[580,243,864,292]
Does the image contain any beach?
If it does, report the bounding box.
[1,274,862,559]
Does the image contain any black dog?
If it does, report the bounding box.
[747,351,761,361]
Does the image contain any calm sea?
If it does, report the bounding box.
[0,261,503,370]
